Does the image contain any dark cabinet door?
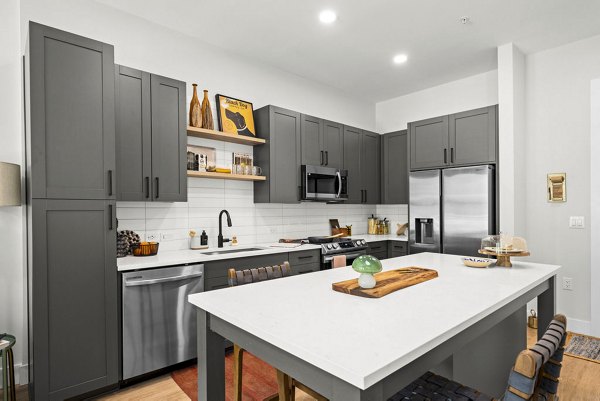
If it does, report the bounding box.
[449,106,497,166]
[361,131,381,204]
[150,74,187,202]
[115,66,152,201]
[300,114,323,166]
[271,107,302,203]
[28,22,116,200]
[343,126,363,204]
[30,199,118,400]
[382,130,409,204]
[322,120,344,169]
[409,116,449,170]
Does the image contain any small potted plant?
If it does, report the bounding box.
[352,255,383,289]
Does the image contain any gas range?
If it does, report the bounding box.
[319,238,368,256]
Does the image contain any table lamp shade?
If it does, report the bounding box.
[0,162,21,206]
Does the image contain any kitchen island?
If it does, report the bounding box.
[188,252,559,401]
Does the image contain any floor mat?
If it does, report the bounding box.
[565,332,600,363]
[171,351,279,401]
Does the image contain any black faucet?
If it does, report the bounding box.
[218,209,232,248]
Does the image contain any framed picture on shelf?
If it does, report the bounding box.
[215,94,256,137]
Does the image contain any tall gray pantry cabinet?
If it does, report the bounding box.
[26,22,119,400]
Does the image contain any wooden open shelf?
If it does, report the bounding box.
[187,126,266,146]
[187,171,266,181]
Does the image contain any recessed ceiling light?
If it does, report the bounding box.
[319,10,337,24]
[393,54,408,65]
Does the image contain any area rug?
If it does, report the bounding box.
[565,332,600,363]
[171,351,279,401]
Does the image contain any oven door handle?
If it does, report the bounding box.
[335,171,342,198]
[323,252,364,262]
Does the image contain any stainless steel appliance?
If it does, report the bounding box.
[409,165,496,257]
[319,238,368,269]
[122,264,204,380]
[301,165,348,202]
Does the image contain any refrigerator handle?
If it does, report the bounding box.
[450,148,454,163]
[443,148,447,164]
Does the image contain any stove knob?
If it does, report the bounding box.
[327,244,333,249]
[361,240,366,246]
[332,243,339,249]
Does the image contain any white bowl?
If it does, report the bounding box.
[462,257,494,268]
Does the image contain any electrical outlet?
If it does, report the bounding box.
[161,232,174,241]
[145,231,161,242]
[569,216,585,229]
[562,277,573,291]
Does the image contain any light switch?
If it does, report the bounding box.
[569,216,585,229]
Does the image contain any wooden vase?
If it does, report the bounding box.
[201,89,214,130]
[189,84,201,128]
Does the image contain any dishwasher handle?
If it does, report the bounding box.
[124,271,203,287]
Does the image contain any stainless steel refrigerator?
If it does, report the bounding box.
[409,165,496,256]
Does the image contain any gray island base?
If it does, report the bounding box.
[190,253,558,401]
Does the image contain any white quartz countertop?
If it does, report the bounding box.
[188,252,560,389]
[117,235,407,271]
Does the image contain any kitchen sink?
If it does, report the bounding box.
[201,247,266,256]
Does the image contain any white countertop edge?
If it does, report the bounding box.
[188,257,560,389]
[117,235,408,271]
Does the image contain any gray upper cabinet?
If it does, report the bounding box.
[322,120,343,169]
[150,74,187,202]
[361,131,381,204]
[409,105,498,170]
[115,66,151,201]
[409,116,449,170]
[30,199,118,400]
[27,22,116,200]
[254,106,302,203]
[343,125,363,204]
[381,130,408,204]
[115,67,187,202]
[300,116,343,169]
[300,114,323,167]
[449,105,497,166]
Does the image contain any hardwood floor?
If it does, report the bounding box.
[7,328,599,400]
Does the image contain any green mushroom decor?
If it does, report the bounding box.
[352,255,383,289]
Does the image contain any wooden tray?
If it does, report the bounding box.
[332,267,438,298]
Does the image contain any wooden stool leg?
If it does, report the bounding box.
[276,369,292,401]
[233,344,244,401]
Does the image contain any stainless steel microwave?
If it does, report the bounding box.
[301,165,348,202]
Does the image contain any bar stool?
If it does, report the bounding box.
[0,334,16,401]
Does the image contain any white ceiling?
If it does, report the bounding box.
[96,0,600,102]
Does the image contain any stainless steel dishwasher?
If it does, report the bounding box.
[122,264,204,380]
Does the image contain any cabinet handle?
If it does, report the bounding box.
[443,148,447,164]
[298,255,314,260]
[108,170,113,196]
[364,190,367,203]
[109,204,114,230]
[450,147,455,163]
[360,190,364,203]
[320,151,324,165]
[325,151,329,166]
[145,177,150,199]
[155,177,159,199]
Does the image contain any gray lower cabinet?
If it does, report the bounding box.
[150,74,187,202]
[449,106,497,166]
[388,241,408,258]
[343,127,381,204]
[381,130,409,204]
[367,241,388,259]
[361,131,381,204]
[115,66,187,202]
[409,105,498,170]
[29,199,118,400]
[254,106,302,203]
[27,22,116,200]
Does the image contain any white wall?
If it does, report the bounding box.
[0,0,26,384]
[375,70,499,133]
[20,0,376,132]
[523,34,600,330]
[590,79,600,336]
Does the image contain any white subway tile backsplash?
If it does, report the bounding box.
[116,178,407,251]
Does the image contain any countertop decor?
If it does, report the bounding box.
[351,255,382,288]
[333,267,438,298]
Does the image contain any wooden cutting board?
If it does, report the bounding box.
[332,267,438,298]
